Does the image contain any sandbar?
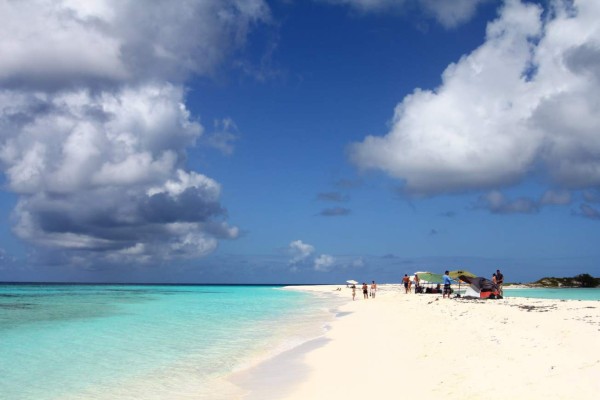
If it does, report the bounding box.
[234,284,600,399]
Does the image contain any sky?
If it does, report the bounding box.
[1,0,600,284]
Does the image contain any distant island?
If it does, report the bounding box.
[508,273,600,288]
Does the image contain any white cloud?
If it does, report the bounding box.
[350,257,365,268]
[540,190,572,206]
[0,0,270,89]
[201,118,239,155]
[475,190,539,214]
[0,0,270,263]
[420,0,491,28]
[351,0,600,196]
[314,254,335,271]
[288,240,315,265]
[319,0,489,27]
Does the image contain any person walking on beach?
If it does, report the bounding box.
[402,274,410,293]
[443,270,453,299]
[370,281,377,298]
[351,284,356,301]
[496,269,504,296]
[414,274,420,293]
[362,282,369,299]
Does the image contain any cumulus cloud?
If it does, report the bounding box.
[288,240,315,265]
[350,0,600,198]
[287,240,337,272]
[350,257,365,268]
[540,190,572,206]
[319,0,489,27]
[0,0,270,263]
[200,118,239,156]
[0,0,269,90]
[314,254,335,271]
[475,190,539,214]
[476,188,574,214]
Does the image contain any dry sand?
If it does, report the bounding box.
[235,284,600,400]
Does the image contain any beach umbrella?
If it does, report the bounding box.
[449,270,476,280]
[416,272,443,284]
[346,280,358,285]
[449,270,475,293]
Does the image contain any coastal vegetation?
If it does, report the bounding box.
[531,273,600,288]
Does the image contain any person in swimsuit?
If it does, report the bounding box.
[370,281,377,298]
[362,283,369,299]
[402,274,410,293]
[414,274,421,293]
[351,284,356,300]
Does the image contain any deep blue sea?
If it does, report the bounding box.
[0,284,343,400]
[504,287,600,301]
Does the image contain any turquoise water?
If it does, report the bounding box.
[0,284,341,400]
[505,287,600,301]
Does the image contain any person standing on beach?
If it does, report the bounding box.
[362,282,369,299]
[414,274,420,293]
[402,274,410,293]
[496,269,504,296]
[443,270,453,299]
[370,281,377,298]
[351,284,356,300]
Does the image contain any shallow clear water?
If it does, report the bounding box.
[505,287,600,301]
[0,284,342,400]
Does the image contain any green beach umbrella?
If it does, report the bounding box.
[416,272,444,284]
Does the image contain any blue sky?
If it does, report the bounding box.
[1,0,600,283]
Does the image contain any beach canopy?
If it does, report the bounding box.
[459,275,500,298]
[449,270,476,280]
[346,280,358,285]
[459,275,496,291]
[416,272,443,284]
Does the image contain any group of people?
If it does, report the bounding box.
[401,273,421,293]
[349,269,505,300]
[442,269,504,298]
[350,281,377,300]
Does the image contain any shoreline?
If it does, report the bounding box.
[232,284,600,399]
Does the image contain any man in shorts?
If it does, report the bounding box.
[402,274,410,293]
[496,269,504,296]
[443,270,453,298]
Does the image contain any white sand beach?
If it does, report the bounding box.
[233,284,600,400]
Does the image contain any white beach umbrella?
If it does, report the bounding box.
[346,280,358,285]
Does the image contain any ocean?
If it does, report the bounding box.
[504,287,600,301]
[0,284,343,400]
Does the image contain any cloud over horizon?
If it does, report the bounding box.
[319,0,490,28]
[350,0,600,199]
[0,0,270,264]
